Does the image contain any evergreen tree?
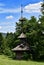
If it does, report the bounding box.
[0,33,3,53]
[41,0,44,15]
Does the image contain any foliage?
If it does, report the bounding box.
[0,3,44,60]
[3,47,12,56]
[0,33,4,53]
[41,1,44,15]
[23,52,29,60]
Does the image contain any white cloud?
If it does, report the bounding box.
[0,8,20,13]
[0,1,43,14]
[0,26,2,29]
[24,1,42,13]
[6,15,14,19]
[0,21,15,33]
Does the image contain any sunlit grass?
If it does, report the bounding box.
[0,55,44,65]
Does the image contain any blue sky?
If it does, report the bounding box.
[0,0,42,33]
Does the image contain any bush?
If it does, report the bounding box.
[23,52,29,60]
[3,47,16,59]
[11,52,16,59]
[3,48,12,56]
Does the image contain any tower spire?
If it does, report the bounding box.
[19,4,25,32]
[21,4,23,18]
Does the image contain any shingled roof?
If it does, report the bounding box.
[18,32,26,38]
[12,44,29,51]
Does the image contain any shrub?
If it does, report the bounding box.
[3,48,12,56]
[23,52,29,60]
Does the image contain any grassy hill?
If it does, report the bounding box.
[0,55,44,65]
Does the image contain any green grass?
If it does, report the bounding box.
[0,55,44,65]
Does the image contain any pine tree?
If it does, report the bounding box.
[41,0,44,15]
